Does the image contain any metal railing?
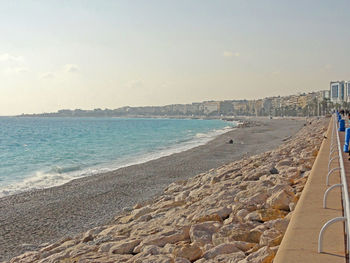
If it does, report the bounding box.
[318,114,350,255]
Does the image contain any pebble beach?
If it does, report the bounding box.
[1,117,321,262]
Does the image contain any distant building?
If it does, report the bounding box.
[185,103,200,115]
[232,100,248,115]
[322,90,330,100]
[254,99,264,115]
[202,101,219,115]
[330,81,345,103]
[262,98,273,115]
[346,81,350,102]
[172,104,186,114]
[297,95,308,108]
[283,95,298,107]
[219,101,234,115]
[271,97,281,109]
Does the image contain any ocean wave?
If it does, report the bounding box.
[0,124,236,198]
[0,171,80,198]
[50,165,82,174]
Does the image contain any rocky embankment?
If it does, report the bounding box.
[7,118,328,263]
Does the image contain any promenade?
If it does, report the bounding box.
[274,117,347,262]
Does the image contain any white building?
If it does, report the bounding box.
[202,101,219,115]
[330,81,345,103]
[346,81,350,102]
[323,90,330,99]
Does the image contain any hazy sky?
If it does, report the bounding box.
[1,0,349,115]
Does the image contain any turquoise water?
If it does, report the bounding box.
[0,117,236,197]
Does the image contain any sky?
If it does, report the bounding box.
[0,0,350,115]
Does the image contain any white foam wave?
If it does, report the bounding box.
[0,171,81,198]
[0,124,236,198]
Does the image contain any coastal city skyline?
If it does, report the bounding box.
[19,89,330,117]
[4,81,348,117]
[1,0,350,115]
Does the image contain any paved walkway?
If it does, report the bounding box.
[274,117,346,263]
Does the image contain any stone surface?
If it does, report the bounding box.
[266,189,296,211]
[133,254,174,263]
[238,246,275,263]
[172,242,202,261]
[110,239,141,254]
[202,243,242,260]
[259,229,283,247]
[189,221,222,246]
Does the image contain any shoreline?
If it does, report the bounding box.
[0,117,306,261]
[0,120,235,198]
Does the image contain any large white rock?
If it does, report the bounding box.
[238,246,275,263]
[110,239,142,254]
[189,221,222,246]
[131,206,154,220]
[259,228,283,247]
[172,242,202,261]
[202,243,242,260]
[134,227,190,252]
[266,188,296,211]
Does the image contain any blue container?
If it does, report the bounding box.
[344,127,350,152]
[339,119,346,131]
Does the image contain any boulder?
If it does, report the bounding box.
[189,221,222,246]
[264,218,290,234]
[244,211,261,222]
[131,206,154,220]
[71,252,133,262]
[289,202,296,211]
[266,189,296,211]
[173,242,202,261]
[240,192,269,207]
[236,209,250,222]
[193,214,223,223]
[212,251,246,262]
[276,159,293,169]
[40,239,76,259]
[140,245,163,255]
[212,240,255,252]
[175,191,190,202]
[9,251,40,263]
[134,227,190,252]
[212,223,260,244]
[259,229,283,247]
[38,250,71,263]
[269,167,279,174]
[69,243,98,258]
[157,200,186,210]
[133,254,174,263]
[174,258,191,263]
[202,243,242,260]
[238,246,275,263]
[257,208,288,222]
[110,239,142,254]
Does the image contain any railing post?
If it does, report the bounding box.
[318,217,346,253]
[326,167,341,186]
[323,184,342,208]
[328,156,340,171]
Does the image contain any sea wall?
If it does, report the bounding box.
[7,118,328,263]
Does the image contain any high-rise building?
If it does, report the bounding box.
[330,81,346,103]
[346,81,350,102]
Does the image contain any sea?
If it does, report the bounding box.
[0,117,236,197]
